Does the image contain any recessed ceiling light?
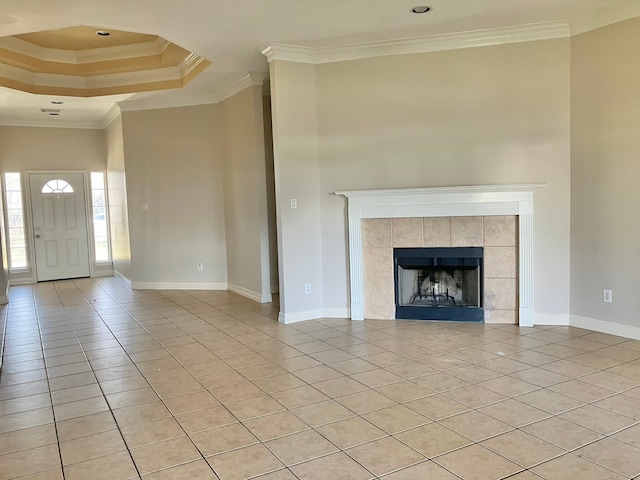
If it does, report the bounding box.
[96,31,111,36]
[411,6,432,13]
[48,113,60,116]
[51,101,64,105]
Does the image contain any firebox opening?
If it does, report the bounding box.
[394,247,484,322]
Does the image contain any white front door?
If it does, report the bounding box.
[29,173,90,281]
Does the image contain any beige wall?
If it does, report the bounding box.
[121,105,228,286]
[0,126,107,282]
[105,116,132,279]
[263,95,279,293]
[270,61,325,315]
[0,126,105,172]
[571,18,640,327]
[313,39,571,317]
[219,86,272,301]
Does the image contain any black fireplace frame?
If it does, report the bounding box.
[394,247,484,322]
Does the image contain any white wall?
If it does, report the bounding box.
[219,85,272,302]
[120,105,228,287]
[571,18,640,328]
[105,116,132,280]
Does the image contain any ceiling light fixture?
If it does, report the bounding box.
[51,101,64,104]
[96,31,111,36]
[48,113,60,116]
[411,6,432,13]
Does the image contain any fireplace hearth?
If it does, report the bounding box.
[394,247,484,322]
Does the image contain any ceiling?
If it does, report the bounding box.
[0,0,637,128]
[1,26,211,98]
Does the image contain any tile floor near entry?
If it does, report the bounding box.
[1,279,640,480]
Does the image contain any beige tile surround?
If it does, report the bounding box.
[363,216,519,323]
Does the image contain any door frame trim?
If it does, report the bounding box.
[25,170,96,282]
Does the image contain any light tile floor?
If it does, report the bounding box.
[1,278,640,479]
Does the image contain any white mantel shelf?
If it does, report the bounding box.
[335,184,547,326]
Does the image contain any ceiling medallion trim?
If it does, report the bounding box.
[0,36,170,65]
[262,21,570,64]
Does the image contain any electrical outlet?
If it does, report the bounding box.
[304,283,311,295]
[141,203,149,211]
[197,262,204,271]
[603,289,613,303]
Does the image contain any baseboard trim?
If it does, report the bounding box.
[131,281,228,290]
[278,307,351,324]
[113,271,132,287]
[1,280,8,304]
[570,314,640,341]
[228,283,272,304]
[8,277,35,286]
[91,269,114,278]
[534,313,571,326]
[323,307,351,319]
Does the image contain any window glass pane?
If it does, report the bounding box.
[4,172,28,269]
[9,228,25,246]
[11,248,27,268]
[92,191,105,207]
[42,179,73,194]
[5,173,20,191]
[7,191,22,209]
[90,171,110,262]
[95,242,109,262]
[8,211,24,228]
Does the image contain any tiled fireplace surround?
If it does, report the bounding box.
[336,185,543,327]
[362,216,518,323]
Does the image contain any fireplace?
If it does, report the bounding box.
[335,185,544,326]
[395,247,484,322]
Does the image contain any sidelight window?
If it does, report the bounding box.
[90,172,110,262]
[3,172,28,269]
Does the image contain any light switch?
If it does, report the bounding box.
[141,203,149,211]
[290,199,297,209]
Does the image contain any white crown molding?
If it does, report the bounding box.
[571,0,640,36]
[99,103,122,129]
[0,117,105,129]
[116,92,219,113]
[262,21,570,64]
[216,73,264,103]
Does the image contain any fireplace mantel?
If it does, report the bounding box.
[335,184,547,326]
